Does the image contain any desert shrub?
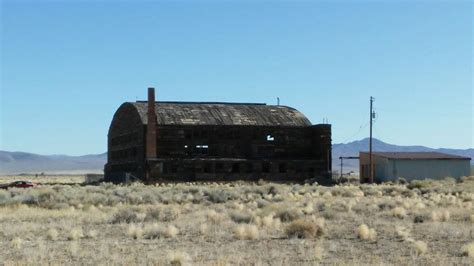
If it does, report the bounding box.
[67,227,84,241]
[11,237,22,250]
[408,180,434,190]
[395,226,410,240]
[167,251,191,266]
[127,224,143,239]
[301,202,315,214]
[459,176,474,183]
[356,224,377,241]
[109,208,141,224]
[396,177,408,184]
[431,210,450,222]
[314,245,324,260]
[230,211,253,224]
[256,199,270,208]
[392,207,407,219]
[285,219,324,239]
[164,225,179,238]
[234,224,259,240]
[0,190,11,205]
[86,229,98,239]
[461,242,474,258]
[275,208,303,223]
[206,209,225,224]
[199,224,209,235]
[143,223,161,239]
[413,240,428,255]
[378,201,396,210]
[47,228,59,241]
[144,207,179,222]
[359,186,380,197]
[205,189,237,203]
[414,215,426,223]
[261,214,282,229]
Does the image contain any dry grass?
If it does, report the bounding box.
[356,224,377,241]
[461,243,474,258]
[285,218,325,239]
[392,207,407,219]
[234,224,259,240]
[413,240,428,255]
[1,175,474,264]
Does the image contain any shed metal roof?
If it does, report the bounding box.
[130,102,312,127]
[361,152,471,160]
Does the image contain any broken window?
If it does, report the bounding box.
[232,163,240,173]
[195,145,209,154]
[246,163,253,173]
[262,162,271,173]
[204,163,212,173]
[278,163,287,173]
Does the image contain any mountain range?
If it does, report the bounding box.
[0,151,107,175]
[332,138,474,172]
[0,138,472,175]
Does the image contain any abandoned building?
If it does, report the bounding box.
[360,152,471,182]
[104,88,332,183]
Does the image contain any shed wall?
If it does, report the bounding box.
[382,159,471,182]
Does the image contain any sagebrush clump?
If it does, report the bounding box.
[357,224,377,241]
[461,242,474,258]
[285,218,324,239]
[234,224,259,240]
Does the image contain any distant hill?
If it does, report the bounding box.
[1,138,472,175]
[333,138,474,173]
[0,151,107,175]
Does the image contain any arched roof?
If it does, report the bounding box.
[126,101,312,127]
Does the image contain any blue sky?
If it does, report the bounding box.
[1,0,472,155]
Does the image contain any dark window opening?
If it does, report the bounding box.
[232,163,240,173]
[185,131,192,139]
[262,162,270,173]
[170,163,178,173]
[204,163,212,173]
[279,163,287,173]
[216,163,223,171]
[246,163,253,173]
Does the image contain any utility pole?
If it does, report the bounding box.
[369,96,375,183]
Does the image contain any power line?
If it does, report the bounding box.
[340,121,370,143]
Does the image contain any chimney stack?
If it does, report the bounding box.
[146,87,157,158]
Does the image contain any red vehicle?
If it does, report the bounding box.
[0,181,36,189]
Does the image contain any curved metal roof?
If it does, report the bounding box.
[128,101,312,127]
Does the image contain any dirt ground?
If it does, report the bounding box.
[0,176,473,265]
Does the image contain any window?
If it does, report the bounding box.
[246,163,253,173]
[232,163,240,173]
[185,131,192,139]
[262,162,270,173]
[279,163,287,173]
[204,163,212,173]
[266,134,275,141]
[195,144,209,154]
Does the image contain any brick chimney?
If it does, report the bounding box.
[146,87,157,158]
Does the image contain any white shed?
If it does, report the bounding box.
[359,152,471,182]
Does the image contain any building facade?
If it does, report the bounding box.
[104,88,332,183]
[360,152,471,182]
